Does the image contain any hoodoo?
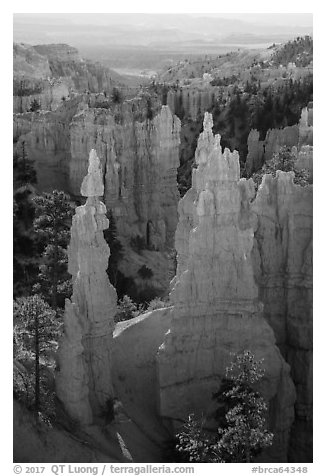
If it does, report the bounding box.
[157,113,296,462]
[56,149,117,424]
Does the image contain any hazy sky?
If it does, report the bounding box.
[14,13,313,27]
[13,12,313,52]
[198,13,312,26]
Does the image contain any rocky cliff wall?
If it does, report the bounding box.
[246,106,313,175]
[163,86,219,197]
[298,107,313,148]
[13,110,70,192]
[251,172,313,462]
[166,87,216,122]
[246,129,265,173]
[14,43,122,113]
[13,97,85,192]
[69,101,180,245]
[13,97,181,298]
[294,145,313,177]
[13,78,70,113]
[13,43,51,78]
[33,43,115,91]
[157,113,296,462]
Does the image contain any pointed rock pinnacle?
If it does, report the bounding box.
[81,149,104,197]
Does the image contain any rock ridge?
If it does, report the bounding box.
[246,105,313,175]
[251,170,313,461]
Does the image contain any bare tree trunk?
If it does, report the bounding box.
[34,311,40,413]
[52,226,58,310]
[245,445,251,463]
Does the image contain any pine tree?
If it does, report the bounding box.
[13,142,37,189]
[29,98,41,112]
[14,295,59,414]
[176,350,273,463]
[13,143,39,296]
[104,209,124,289]
[33,190,74,309]
[214,351,273,462]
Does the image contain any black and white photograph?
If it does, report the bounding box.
[10,6,316,471]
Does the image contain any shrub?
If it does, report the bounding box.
[111,87,124,104]
[176,414,220,462]
[29,99,41,112]
[252,146,311,189]
[146,297,168,312]
[115,295,144,323]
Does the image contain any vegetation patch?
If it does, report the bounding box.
[252,146,311,190]
[175,351,273,463]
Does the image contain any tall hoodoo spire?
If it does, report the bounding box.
[56,149,117,424]
[157,113,296,462]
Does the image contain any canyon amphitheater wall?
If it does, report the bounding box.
[13,98,181,298]
[13,96,85,192]
[157,113,296,462]
[69,101,181,297]
[13,43,119,113]
[56,150,117,424]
